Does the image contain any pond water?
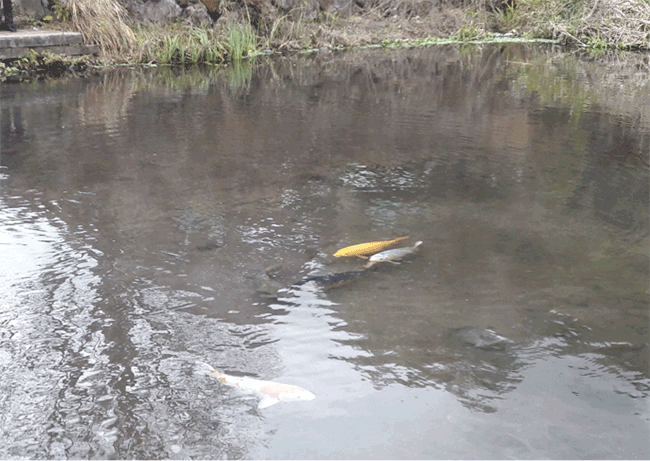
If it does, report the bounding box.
[1,44,648,459]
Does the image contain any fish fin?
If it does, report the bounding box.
[356,255,369,259]
[414,241,423,247]
[258,396,280,409]
[388,260,401,265]
[364,261,375,269]
[193,361,217,378]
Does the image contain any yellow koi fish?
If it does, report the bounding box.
[194,362,316,409]
[333,236,409,258]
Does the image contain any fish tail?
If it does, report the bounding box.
[194,361,220,378]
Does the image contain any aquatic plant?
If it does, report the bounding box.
[159,34,186,66]
[0,50,90,83]
[133,24,227,66]
[227,60,254,94]
[191,27,227,64]
[456,24,483,41]
[226,22,258,61]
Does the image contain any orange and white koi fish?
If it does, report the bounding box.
[194,362,316,409]
[333,236,409,258]
[365,241,423,268]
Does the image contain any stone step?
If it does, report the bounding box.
[0,29,99,59]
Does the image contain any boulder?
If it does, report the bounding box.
[182,2,213,25]
[12,0,48,18]
[128,0,183,23]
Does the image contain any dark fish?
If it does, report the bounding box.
[290,270,369,291]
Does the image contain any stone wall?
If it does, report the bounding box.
[7,0,357,27]
[11,0,49,17]
[120,0,349,25]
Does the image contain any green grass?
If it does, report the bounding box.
[226,22,258,61]
[133,23,231,66]
[135,21,258,66]
[455,24,483,41]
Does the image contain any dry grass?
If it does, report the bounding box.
[343,0,650,50]
[571,0,650,50]
[61,0,136,57]
[491,0,650,50]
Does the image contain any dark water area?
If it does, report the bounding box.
[1,44,648,459]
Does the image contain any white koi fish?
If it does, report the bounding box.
[194,361,315,409]
[365,241,423,268]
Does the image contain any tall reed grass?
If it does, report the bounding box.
[226,22,258,61]
[61,0,136,56]
[134,24,228,65]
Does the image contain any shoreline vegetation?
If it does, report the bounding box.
[1,0,649,81]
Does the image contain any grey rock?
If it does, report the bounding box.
[128,0,183,23]
[251,273,284,298]
[196,241,222,252]
[182,2,213,26]
[13,0,49,17]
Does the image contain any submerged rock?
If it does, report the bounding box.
[196,241,222,251]
[250,272,285,298]
[448,327,512,351]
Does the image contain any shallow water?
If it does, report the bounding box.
[1,44,648,459]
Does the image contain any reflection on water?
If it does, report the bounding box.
[1,44,648,459]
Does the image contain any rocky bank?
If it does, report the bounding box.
[10,0,487,45]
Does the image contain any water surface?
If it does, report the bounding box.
[1,44,648,459]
